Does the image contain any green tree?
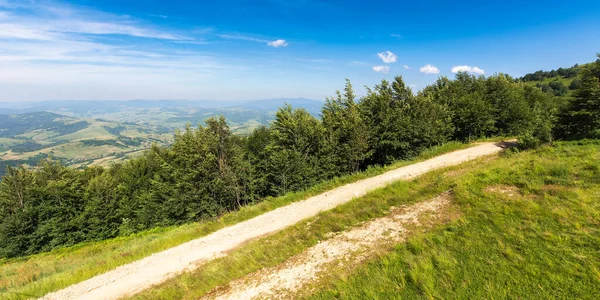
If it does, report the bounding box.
[421,73,495,141]
[246,126,274,198]
[361,76,453,164]
[322,79,372,174]
[556,55,600,139]
[268,104,325,194]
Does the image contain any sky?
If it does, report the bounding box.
[0,0,599,102]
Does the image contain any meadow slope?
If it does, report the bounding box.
[39,142,506,299]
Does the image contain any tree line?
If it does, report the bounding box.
[1,55,599,258]
[520,64,581,82]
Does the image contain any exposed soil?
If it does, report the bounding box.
[203,193,454,300]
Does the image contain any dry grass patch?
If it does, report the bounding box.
[485,184,521,199]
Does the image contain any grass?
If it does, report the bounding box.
[128,149,481,299]
[308,140,600,299]
[0,141,471,299]
[123,141,600,299]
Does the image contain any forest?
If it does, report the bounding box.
[0,55,598,259]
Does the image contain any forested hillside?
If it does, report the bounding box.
[518,59,599,97]
[1,55,599,259]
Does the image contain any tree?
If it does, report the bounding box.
[361,76,453,164]
[423,73,495,141]
[322,79,372,174]
[518,85,557,148]
[246,126,273,198]
[548,81,568,96]
[556,55,600,139]
[569,78,582,90]
[267,104,325,194]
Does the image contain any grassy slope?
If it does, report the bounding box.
[123,141,600,299]
[309,140,600,299]
[128,156,479,300]
[0,141,470,299]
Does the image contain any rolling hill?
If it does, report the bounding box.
[0,99,324,177]
[0,98,324,131]
[0,112,172,177]
[517,60,599,96]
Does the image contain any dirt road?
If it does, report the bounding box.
[205,193,453,300]
[41,142,507,300]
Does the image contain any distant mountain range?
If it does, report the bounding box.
[0,98,324,116]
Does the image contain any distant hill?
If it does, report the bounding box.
[0,98,324,117]
[518,59,600,97]
[0,98,323,133]
[0,99,324,177]
[0,111,172,177]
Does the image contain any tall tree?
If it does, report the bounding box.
[556,55,600,139]
[322,79,372,174]
[268,104,325,194]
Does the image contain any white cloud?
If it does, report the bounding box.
[472,66,485,75]
[377,51,397,63]
[419,64,439,74]
[390,33,402,39]
[0,2,191,41]
[267,39,288,48]
[0,1,244,101]
[372,65,390,74]
[404,65,410,70]
[451,65,485,75]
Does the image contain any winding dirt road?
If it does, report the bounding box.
[41,142,508,300]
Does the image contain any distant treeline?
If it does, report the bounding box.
[520,64,581,82]
[1,55,599,258]
[80,137,144,148]
[0,111,88,138]
[8,141,64,153]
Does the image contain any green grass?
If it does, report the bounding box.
[0,141,471,299]
[128,148,479,300]
[126,141,600,300]
[308,140,600,299]
[54,121,113,141]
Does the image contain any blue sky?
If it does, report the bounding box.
[1,0,599,102]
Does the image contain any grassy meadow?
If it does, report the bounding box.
[3,140,597,299]
[309,140,600,299]
[0,141,469,299]
[123,140,600,299]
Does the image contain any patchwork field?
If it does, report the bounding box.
[0,112,172,176]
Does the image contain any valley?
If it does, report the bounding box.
[0,99,323,176]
